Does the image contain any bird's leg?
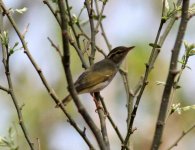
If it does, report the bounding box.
[90,93,102,111]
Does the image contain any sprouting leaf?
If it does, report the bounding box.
[0,31,9,46]
[181,105,195,112]
[99,0,108,4]
[183,40,188,50]
[170,103,181,114]
[149,43,161,48]
[186,65,192,70]
[51,0,58,3]
[171,103,195,115]
[174,84,181,89]
[93,14,106,21]
[15,7,28,14]
[163,0,170,15]
[156,81,165,86]
[178,60,185,65]
[72,14,78,24]
[80,20,89,26]
[189,50,195,56]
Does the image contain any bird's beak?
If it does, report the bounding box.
[127,46,135,51]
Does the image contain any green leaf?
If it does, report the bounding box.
[0,31,9,46]
[189,50,195,56]
[15,7,28,14]
[149,43,161,48]
[93,15,106,21]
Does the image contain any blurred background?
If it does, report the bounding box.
[0,0,195,150]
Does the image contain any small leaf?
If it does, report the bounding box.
[186,65,192,70]
[80,20,89,26]
[93,14,106,21]
[189,50,195,56]
[15,7,28,14]
[181,105,195,112]
[149,43,161,48]
[183,40,188,50]
[156,81,165,86]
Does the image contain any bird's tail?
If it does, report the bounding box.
[55,94,72,108]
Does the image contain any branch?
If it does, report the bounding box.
[76,22,106,56]
[99,94,125,144]
[94,93,110,150]
[43,0,88,69]
[43,0,61,25]
[123,12,166,150]
[84,0,96,64]
[64,0,81,49]
[47,37,63,57]
[151,0,190,149]
[0,2,95,149]
[94,0,111,51]
[167,124,195,150]
[0,85,9,93]
[57,0,106,149]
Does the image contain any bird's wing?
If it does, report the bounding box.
[74,69,114,93]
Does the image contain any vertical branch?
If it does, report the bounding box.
[64,0,81,49]
[57,0,106,150]
[85,1,110,148]
[151,0,190,149]
[84,0,96,64]
[123,16,166,150]
[94,0,111,50]
[94,93,110,150]
[99,95,124,143]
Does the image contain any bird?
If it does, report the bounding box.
[59,46,135,106]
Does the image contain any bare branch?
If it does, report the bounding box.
[99,94,125,144]
[43,0,61,25]
[94,92,110,150]
[94,0,111,51]
[151,0,190,149]
[0,85,9,93]
[84,0,96,64]
[47,37,63,57]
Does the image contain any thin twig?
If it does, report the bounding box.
[84,0,96,64]
[43,0,61,25]
[99,94,125,144]
[0,2,95,149]
[43,0,88,69]
[151,0,190,149]
[94,0,111,51]
[76,24,106,56]
[64,0,81,49]
[57,0,106,149]
[0,85,9,93]
[47,37,62,57]
[167,124,195,150]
